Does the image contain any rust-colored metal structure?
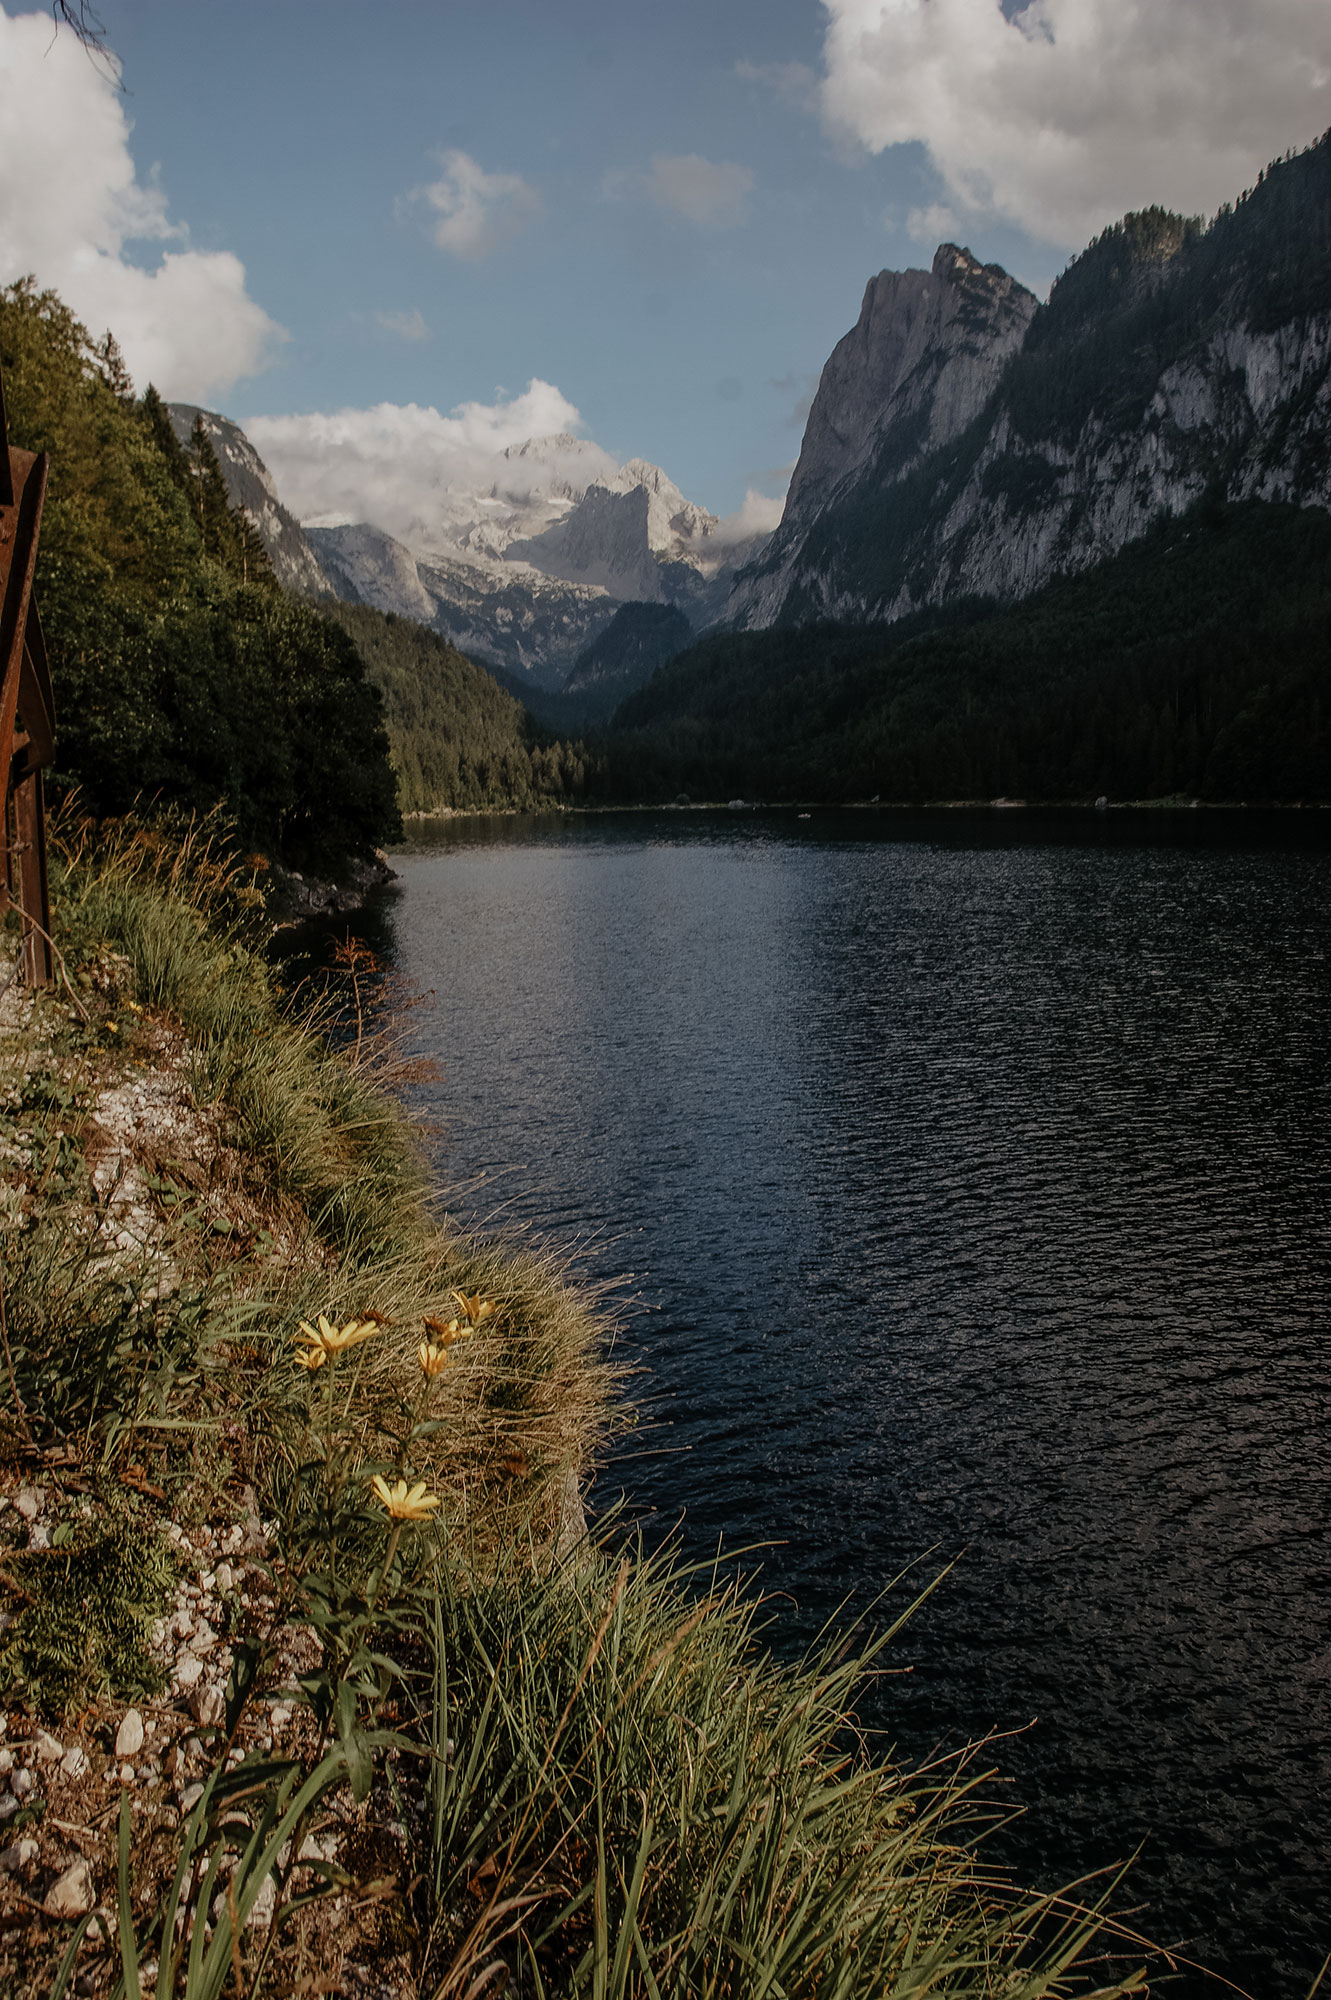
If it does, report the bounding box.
[0,359,53,989]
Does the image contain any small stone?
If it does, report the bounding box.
[0,1796,18,1821]
[35,1730,63,1764]
[12,1768,35,1799]
[45,1858,94,1917]
[191,1685,225,1729]
[15,1486,42,1522]
[174,1654,203,1690]
[0,1748,13,1775]
[115,1711,145,1760]
[214,1562,234,1592]
[0,1834,38,1871]
[244,1873,277,1927]
[28,1522,50,1550]
[191,1619,216,1655]
[268,1703,292,1731]
[60,1746,89,1779]
[199,1570,215,1590]
[120,1763,135,1784]
[179,1782,205,1812]
[172,1610,194,1641]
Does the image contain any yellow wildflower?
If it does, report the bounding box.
[452,1291,495,1326]
[423,1313,472,1347]
[370,1475,440,1520]
[296,1313,380,1359]
[418,1341,450,1377]
[293,1347,326,1372]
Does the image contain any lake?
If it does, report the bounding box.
[364,807,1330,1998]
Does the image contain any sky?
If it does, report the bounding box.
[1,0,1328,534]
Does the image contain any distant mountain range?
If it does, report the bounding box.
[177,128,1331,795]
[168,408,762,692]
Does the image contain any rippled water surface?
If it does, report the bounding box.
[373,809,1331,1997]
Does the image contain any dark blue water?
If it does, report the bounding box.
[371,808,1331,1998]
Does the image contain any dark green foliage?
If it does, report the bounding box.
[0,1510,173,1715]
[566,598,693,708]
[0,279,400,871]
[600,501,1331,805]
[320,600,595,812]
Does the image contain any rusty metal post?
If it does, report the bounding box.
[0,358,55,989]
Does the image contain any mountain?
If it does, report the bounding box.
[172,402,756,686]
[729,132,1331,629]
[167,404,334,600]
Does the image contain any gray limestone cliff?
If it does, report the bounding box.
[168,404,334,600]
[729,135,1331,630]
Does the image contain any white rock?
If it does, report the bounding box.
[179,1782,205,1812]
[268,1703,292,1731]
[174,1654,203,1690]
[44,1858,94,1917]
[199,1571,215,1590]
[15,1486,42,1522]
[115,1710,145,1759]
[191,1685,225,1729]
[0,1796,18,1821]
[34,1730,63,1764]
[244,1872,277,1927]
[191,1619,217,1654]
[27,1522,50,1550]
[0,1835,37,1870]
[0,1748,12,1775]
[12,1768,35,1798]
[172,1610,194,1641]
[59,1746,88,1779]
[214,1562,235,1592]
[120,1763,135,1784]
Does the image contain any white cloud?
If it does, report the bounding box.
[409,149,542,260]
[820,0,1331,250]
[0,5,283,398]
[713,485,787,547]
[245,381,606,547]
[375,307,430,342]
[647,154,755,229]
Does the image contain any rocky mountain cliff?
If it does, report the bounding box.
[729,132,1331,630]
[167,405,334,600]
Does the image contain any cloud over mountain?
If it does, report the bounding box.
[245,382,614,548]
[0,4,283,399]
[820,0,1331,249]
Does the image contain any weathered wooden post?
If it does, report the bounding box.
[0,359,54,989]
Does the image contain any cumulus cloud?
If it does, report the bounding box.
[712,485,787,548]
[647,154,755,229]
[0,5,283,398]
[409,149,542,260]
[245,380,609,547]
[375,307,430,342]
[820,0,1331,249]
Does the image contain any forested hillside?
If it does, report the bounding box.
[0,280,400,871]
[604,500,1331,804]
[320,603,597,813]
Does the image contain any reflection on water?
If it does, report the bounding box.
[371,808,1331,1998]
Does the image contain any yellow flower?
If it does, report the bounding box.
[418,1341,450,1377]
[452,1291,495,1326]
[423,1313,473,1348]
[294,1347,326,1372]
[296,1313,380,1359]
[370,1475,441,1520]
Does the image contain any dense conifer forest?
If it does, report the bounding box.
[0,280,400,872]
[599,500,1331,805]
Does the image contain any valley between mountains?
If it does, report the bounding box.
[180,129,1331,811]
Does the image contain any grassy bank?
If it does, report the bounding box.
[0,815,1151,1998]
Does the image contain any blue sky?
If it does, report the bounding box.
[2,1,1327,528]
